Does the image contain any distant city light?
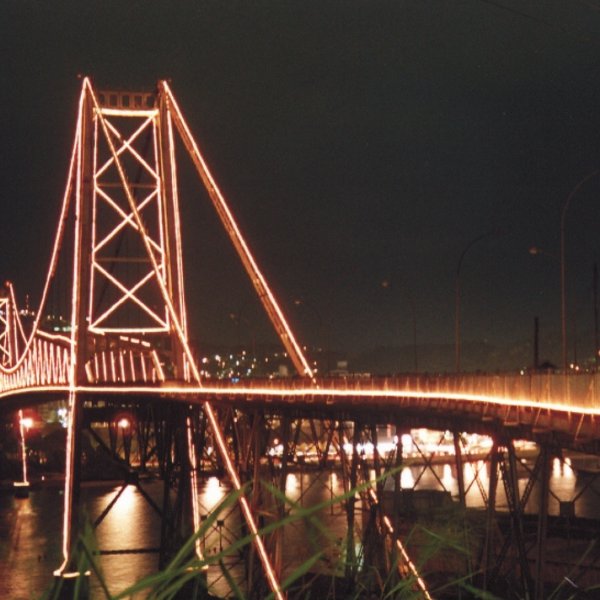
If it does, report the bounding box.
[57,407,68,428]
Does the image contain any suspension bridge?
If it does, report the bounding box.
[2,78,600,599]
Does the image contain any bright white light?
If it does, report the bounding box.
[552,457,562,476]
[203,476,226,509]
[464,462,475,480]
[20,417,33,429]
[564,457,574,479]
[442,464,453,486]
[330,471,340,493]
[268,444,283,457]
[376,441,395,454]
[114,484,136,514]
[117,418,130,429]
[57,408,68,428]
[401,467,415,488]
[285,473,300,496]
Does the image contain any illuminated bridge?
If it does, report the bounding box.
[2,79,600,600]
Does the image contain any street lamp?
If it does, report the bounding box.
[531,245,599,371]
[15,409,32,497]
[455,232,498,372]
[560,170,599,371]
[529,246,559,370]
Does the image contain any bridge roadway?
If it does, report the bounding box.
[5,371,600,448]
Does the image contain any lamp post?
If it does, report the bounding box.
[455,232,496,372]
[560,170,599,371]
[530,245,599,371]
[15,410,32,497]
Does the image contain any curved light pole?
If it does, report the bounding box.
[455,232,497,372]
[531,244,600,371]
[529,246,559,370]
[560,170,599,371]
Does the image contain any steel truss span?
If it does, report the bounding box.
[1,78,600,599]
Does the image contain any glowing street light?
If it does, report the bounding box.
[117,417,130,430]
[20,416,34,430]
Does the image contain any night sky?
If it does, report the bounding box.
[2,1,600,371]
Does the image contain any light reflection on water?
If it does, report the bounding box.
[90,483,162,598]
[285,473,300,498]
[201,476,227,511]
[400,466,414,488]
[1,460,599,599]
[442,464,454,488]
[0,488,67,600]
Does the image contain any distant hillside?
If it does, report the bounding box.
[350,339,542,375]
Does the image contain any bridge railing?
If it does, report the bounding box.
[217,371,600,414]
[0,337,70,395]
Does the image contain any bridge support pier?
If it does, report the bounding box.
[271,415,291,580]
[342,421,360,581]
[50,572,90,600]
[504,438,534,597]
[534,443,551,600]
[51,398,209,598]
[482,438,499,591]
[248,411,270,600]
[453,430,466,508]
[155,402,204,570]
[54,392,86,583]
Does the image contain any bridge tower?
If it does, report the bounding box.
[51,78,312,599]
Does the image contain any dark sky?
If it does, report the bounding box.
[2,1,600,369]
